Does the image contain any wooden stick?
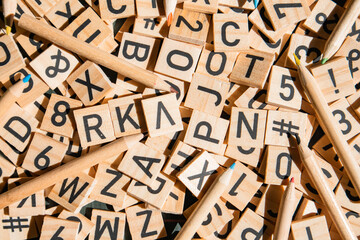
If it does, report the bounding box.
[295,136,356,240]
[3,0,17,35]
[17,14,175,93]
[273,177,296,240]
[164,0,177,26]
[0,74,31,119]
[322,0,360,63]
[294,54,360,198]
[0,133,143,209]
[174,163,235,240]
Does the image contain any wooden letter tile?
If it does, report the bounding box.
[0,35,25,84]
[255,184,302,223]
[222,161,262,211]
[310,57,356,103]
[66,61,113,106]
[168,8,210,45]
[74,104,115,148]
[45,0,85,29]
[141,93,183,138]
[99,0,135,19]
[227,208,274,240]
[89,163,131,208]
[133,17,169,39]
[329,97,360,141]
[30,45,79,90]
[40,216,79,240]
[303,0,344,39]
[184,110,229,154]
[7,178,45,217]
[336,37,360,84]
[48,172,95,212]
[195,43,238,81]
[228,107,267,148]
[58,209,95,240]
[183,0,218,13]
[127,172,175,209]
[264,146,302,185]
[300,153,342,203]
[286,33,325,68]
[0,104,39,152]
[0,211,38,240]
[177,150,222,198]
[162,140,198,177]
[335,175,360,213]
[184,74,230,117]
[265,110,307,147]
[160,181,186,214]
[63,8,112,48]
[225,145,262,167]
[125,203,166,240]
[21,132,68,174]
[291,215,331,240]
[118,32,160,70]
[15,30,51,60]
[117,142,166,186]
[229,49,275,88]
[266,65,303,110]
[108,94,146,138]
[183,198,233,238]
[135,0,162,18]
[263,0,311,31]
[213,13,249,52]
[25,0,57,17]
[89,209,126,240]
[40,94,82,138]
[154,38,202,82]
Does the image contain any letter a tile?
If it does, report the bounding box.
[118,142,166,186]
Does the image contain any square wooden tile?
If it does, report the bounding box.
[229,49,275,88]
[45,0,85,29]
[89,209,126,240]
[141,93,183,137]
[30,45,79,89]
[40,216,79,240]
[183,0,218,13]
[40,94,82,138]
[117,142,166,187]
[195,43,238,81]
[184,110,229,154]
[228,107,267,148]
[265,110,307,147]
[222,161,262,211]
[213,13,249,52]
[168,8,210,45]
[263,0,311,31]
[291,215,331,240]
[127,172,175,209]
[310,57,356,103]
[48,172,95,213]
[154,38,202,82]
[125,203,166,240]
[99,0,135,19]
[58,209,94,240]
[74,104,115,148]
[0,104,39,152]
[66,61,113,106]
[266,65,303,110]
[0,35,25,84]
[177,150,222,198]
[184,73,230,117]
[21,132,68,174]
